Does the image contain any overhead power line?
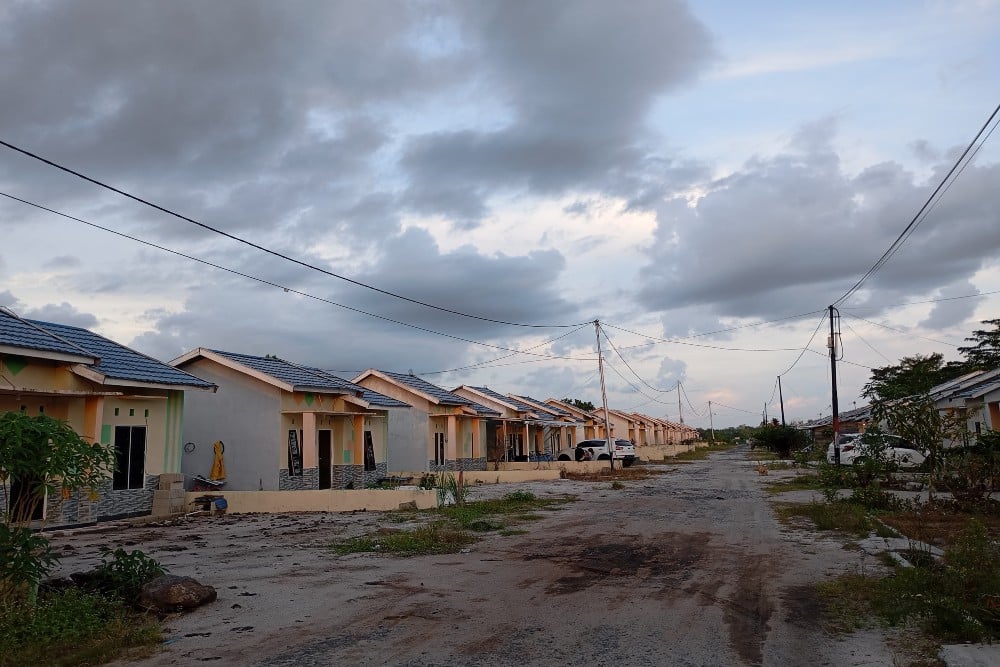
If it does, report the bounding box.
[833,102,1000,307]
[598,324,678,393]
[778,312,828,377]
[844,313,960,348]
[0,138,586,329]
[840,287,1000,312]
[602,322,809,353]
[0,191,595,362]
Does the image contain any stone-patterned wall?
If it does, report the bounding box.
[332,463,388,489]
[276,464,390,490]
[428,457,487,472]
[44,474,158,526]
[279,467,319,490]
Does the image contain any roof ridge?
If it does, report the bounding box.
[13,312,96,359]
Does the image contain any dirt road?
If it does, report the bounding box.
[53,445,906,666]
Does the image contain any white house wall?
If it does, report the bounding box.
[180,358,282,491]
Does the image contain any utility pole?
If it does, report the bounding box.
[594,320,614,471]
[677,381,683,424]
[778,376,786,427]
[829,305,841,464]
[708,401,715,442]
[763,402,767,425]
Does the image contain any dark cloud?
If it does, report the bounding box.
[637,124,1000,327]
[399,0,714,224]
[920,281,983,330]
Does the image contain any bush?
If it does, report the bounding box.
[88,549,166,604]
[0,525,59,606]
[750,425,806,458]
[0,588,160,667]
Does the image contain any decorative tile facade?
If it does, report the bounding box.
[428,457,487,472]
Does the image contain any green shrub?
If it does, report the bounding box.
[0,588,160,667]
[0,525,58,606]
[89,549,166,604]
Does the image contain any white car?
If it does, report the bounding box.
[556,438,637,467]
[826,433,926,468]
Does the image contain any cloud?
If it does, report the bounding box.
[399,0,714,225]
[920,281,983,329]
[637,121,1000,327]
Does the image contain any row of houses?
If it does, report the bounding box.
[0,308,697,525]
[799,368,1000,445]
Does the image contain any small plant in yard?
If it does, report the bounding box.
[774,501,874,536]
[0,588,161,667]
[331,492,573,556]
[89,548,167,603]
[610,481,625,490]
[872,520,1000,642]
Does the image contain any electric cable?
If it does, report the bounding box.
[834,102,1000,307]
[603,360,673,406]
[711,401,758,415]
[0,190,595,361]
[598,323,678,393]
[840,287,1000,312]
[844,313,960,348]
[842,320,893,363]
[679,382,704,418]
[602,322,807,353]
[777,312,828,376]
[0,139,588,329]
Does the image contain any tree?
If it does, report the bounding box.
[562,398,595,412]
[750,424,805,458]
[958,318,1000,370]
[0,411,115,604]
[862,353,966,403]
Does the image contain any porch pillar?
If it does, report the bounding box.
[471,418,480,461]
[353,414,365,465]
[83,396,104,444]
[523,423,530,457]
[302,412,317,468]
[447,414,458,461]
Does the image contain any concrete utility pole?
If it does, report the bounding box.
[708,401,715,442]
[778,376,786,427]
[594,320,614,471]
[677,381,683,424]
[829,305,841,464]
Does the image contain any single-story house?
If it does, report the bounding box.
[0,308,215,525]
[353,370,499,471]
[508,393,582,455]
[171,349,409,490]
[931,368,1000,446]
[453,386,581,461]
[545,399,603,440]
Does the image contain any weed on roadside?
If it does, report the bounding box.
[0,589,161,667]
[331,492,573,556]
[774,501,873,536]
[764,474,822,494]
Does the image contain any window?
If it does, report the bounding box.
[434,432,446,466]
[113,426,146,490]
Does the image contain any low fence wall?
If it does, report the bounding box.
[392,469,564,483]
[495,461,611,474]
[185,489,438,514]
[636,443,702,461]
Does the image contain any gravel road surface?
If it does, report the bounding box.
[50,445,913,666]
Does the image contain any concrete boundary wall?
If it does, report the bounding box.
[394,469,565,483]
[636,444,700,461]
[495,461,610,474]
[185,489,438,514]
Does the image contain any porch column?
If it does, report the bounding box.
[447,414,458,461]
[302,412,317,468]
[353,415,365,466]
[83,396,104,444]
[471,418,480,461]
[523,423,530,457]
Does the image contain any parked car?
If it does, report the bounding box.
[555,438,637,467]
[826,433,926,468]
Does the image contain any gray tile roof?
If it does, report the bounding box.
[25,318,213,388]
[360,389,411,409]
[514,394,575,419]
[0,308,94,360]
[470,386,539,414]
[210,350,359,394]
[379,371,499,416]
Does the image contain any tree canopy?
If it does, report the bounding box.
[862,353,968,403]
[562,398,595,411]
[958,318,1000,370]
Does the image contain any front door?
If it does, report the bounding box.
[318,430,332,490]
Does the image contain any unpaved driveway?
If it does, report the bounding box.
[51,445,908,666]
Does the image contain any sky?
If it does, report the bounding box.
[1,0,999,429]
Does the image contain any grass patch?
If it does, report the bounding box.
[668,443,735,462]
[881,506,1000,549]
[0,589,161,667]
[816,572,878,634]
[332,524,476,556]
[564,467,666,482]
[764,473,822,494]
[773,501,875,536]
[332,491,573,556]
